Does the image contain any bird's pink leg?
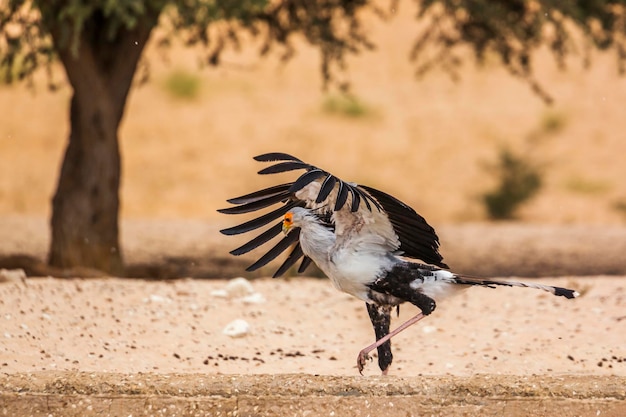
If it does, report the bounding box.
[357,312,426,374]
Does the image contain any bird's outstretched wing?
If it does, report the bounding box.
[219,152,448,277]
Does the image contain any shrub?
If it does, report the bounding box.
[163,69,201,100]
[482,148,543,220]
[540,110,566,134]
[613,200,626,220]
[321,94,371,118]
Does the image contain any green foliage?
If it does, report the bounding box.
[565,177,611,195]
[612,199,626,220]
[3,1,626,98]
[540,110,567,134]
[321,95,371,118]
[482,148,543,220]
[163,69,201,100]
[414,0,626,103]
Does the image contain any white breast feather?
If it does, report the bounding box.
[294,180,403,301]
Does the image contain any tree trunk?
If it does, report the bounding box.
[49,90,125,274]
[45,10,161,275]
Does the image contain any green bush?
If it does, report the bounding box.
[613,200,626,220]
[163,69,201,100]
[321,94,371,118]
[540,110,567,134]
[565,177,611,194]
[482,148,543,220]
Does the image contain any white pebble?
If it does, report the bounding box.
[145,294,172,304]
[210,289,229,298]
[241,292,266,304]
[223,319,250,338]
[0,268,26,283]
[422,325,437,334]
[225,277,255,298]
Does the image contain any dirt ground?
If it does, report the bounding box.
[2,274,625,376]
[1,273,625,416]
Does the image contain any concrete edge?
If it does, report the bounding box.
[2,372,625,417]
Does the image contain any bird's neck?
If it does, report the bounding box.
[298,222,335,268]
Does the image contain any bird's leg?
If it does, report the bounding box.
[361,304,393,375]
[357,311,426,374]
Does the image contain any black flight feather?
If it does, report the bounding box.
[258,161,311,175]
[273,242,305,278]
[316,175,337,203]
[229,222,283,255]
[289,169,326,193]
[334,181,349,211]
[298,256,313,273]
[220,200,300,235]
[226,183,291,205]
[254,152,303,163]
[350,188,361,212]
[246,229,301,271]
[360,184,447,268]
[218,191,291,214]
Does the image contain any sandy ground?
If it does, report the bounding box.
[1,272,625,415]
[1,275,624,377]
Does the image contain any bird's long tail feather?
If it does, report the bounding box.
[453,276,579,299]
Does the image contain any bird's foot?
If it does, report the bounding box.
[357,350,372,375]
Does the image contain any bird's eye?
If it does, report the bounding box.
[284,212,293,225]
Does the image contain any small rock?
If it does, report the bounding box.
[422,325,437,334]
[0,268,26,284]
[223,319,250,338]
[225,277,255,298]
[144,294,172,304]
[241,292,266,305]
[210,289,229,298]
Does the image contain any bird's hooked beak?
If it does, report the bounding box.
[282,212,294,235]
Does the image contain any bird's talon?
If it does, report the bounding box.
[357,351,371,374]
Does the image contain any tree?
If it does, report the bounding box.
[1,0,625,274]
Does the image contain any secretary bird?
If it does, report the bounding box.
[219,153,578,374]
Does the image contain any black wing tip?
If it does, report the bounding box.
[258,161,311,175]
[254,152,302,162]
[554,287,580,299]
[219,227,240,236]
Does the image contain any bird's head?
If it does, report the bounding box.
[282,211,295,235]
[282,207,316,235]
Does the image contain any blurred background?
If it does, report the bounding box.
[1,2,626,278]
